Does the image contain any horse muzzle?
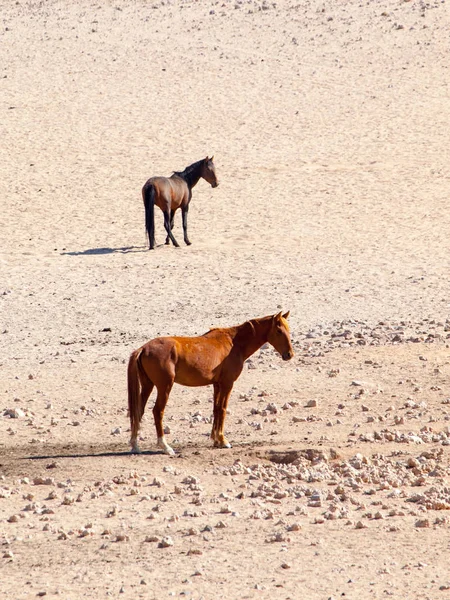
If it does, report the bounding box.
[212,182,219,188]
[282,350,294,361]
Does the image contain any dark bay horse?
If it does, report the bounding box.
[127,312,293,455]
[142,156,218,250]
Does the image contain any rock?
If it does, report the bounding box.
[415,519,430,528]
[3,408,25,419]
[158,536,174,548]
[306,399,318,408]
[145,535,160,543]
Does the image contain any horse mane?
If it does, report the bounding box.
[172,158,205,188]
[203,320,255,343]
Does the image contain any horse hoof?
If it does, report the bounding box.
[159,444,175,456]
[213,440,232,449]
[131,445,142,454]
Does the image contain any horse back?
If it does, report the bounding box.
[141,333,235,387]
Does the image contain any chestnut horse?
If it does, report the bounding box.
[142,156,218,250]
[127,312,293,455]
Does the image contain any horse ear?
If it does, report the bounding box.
[205,155,209,162]
[210,155,214,162]
[282,311,290,319]
[274,311,282,320]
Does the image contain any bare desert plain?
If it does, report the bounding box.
[2,0,450,598]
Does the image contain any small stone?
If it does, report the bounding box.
[144,535,159,543]
[306,399,317,408]
[158,536,174,548]
[4,408,25,419]
[415,519,430,528]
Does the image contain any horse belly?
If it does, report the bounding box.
[170,186,187,211]
[174,361,216,387]
[173,342,225,387]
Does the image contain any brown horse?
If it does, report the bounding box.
[127,312,293,455]
[142,156,218,250]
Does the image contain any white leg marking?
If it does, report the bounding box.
[157,436,175,456]
[130,440,142,454]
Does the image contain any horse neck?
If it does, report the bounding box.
[237,317,272,361]
[177,160,203,190]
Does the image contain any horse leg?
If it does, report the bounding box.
[211,383,233,449]
[211,383,221,444]
[165,210,176,245]
[181,205,191,246]
[163,210,180,247]
[153,379,175,455]
[130,376,154,454]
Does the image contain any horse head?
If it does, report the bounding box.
[201,156,219,188]
[268,311,294,361]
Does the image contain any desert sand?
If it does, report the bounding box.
[1,0,450,598]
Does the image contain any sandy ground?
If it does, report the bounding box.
[1,0,450,598]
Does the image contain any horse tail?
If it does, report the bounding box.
[142,183,155,250]
[128,348,144,449]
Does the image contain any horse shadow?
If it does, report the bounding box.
[61,246,146,256]
[23,448,163,461]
